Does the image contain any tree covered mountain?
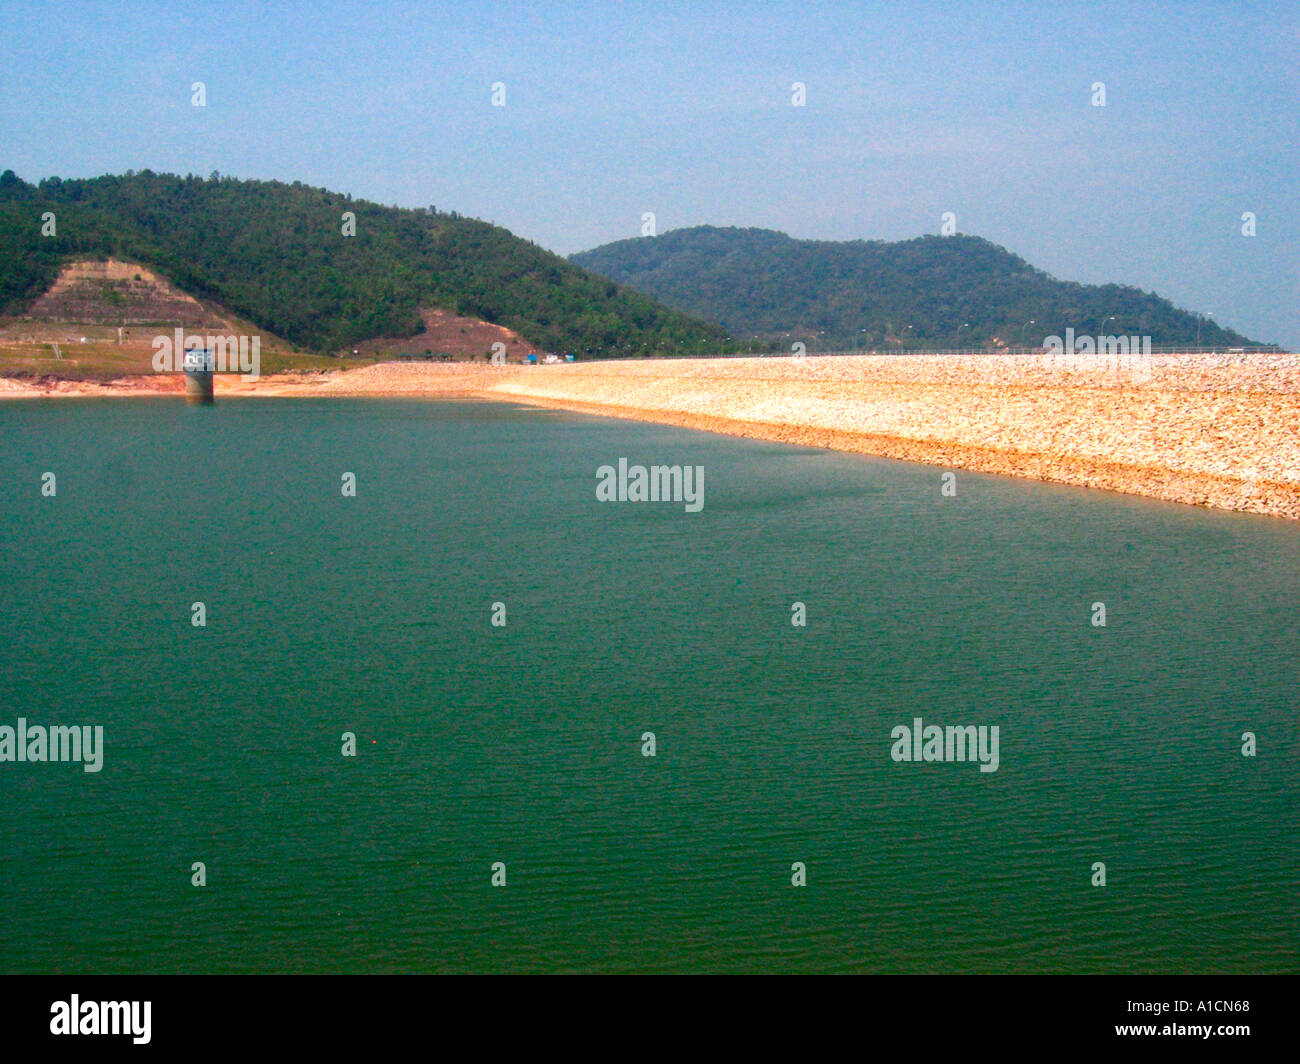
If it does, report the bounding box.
[0,170,727,357]
[571,226,1261,350]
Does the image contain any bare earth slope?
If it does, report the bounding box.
[346,307,542,360]
[0,259,337,379]
[24,259,232,328]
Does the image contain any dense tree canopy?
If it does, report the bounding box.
[0,170,727,357]
[571,226,1261,349]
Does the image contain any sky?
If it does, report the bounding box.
[1,1,1296,346]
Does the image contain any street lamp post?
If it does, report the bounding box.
[1021,319,1037,348]
[1197,311,1214,350]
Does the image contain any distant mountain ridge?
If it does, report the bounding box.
[0,170,726,357]
[570,226,1261,350]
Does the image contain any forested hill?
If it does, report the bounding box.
[0,170,726,357]
[571,226,1260,350]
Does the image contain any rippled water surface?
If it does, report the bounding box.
[1,398,1296,973]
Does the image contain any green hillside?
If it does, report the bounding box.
[0,170,727,357]
[571,226,1261,350]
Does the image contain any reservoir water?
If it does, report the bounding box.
[1,398,1296,973]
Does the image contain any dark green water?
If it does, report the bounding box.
[1,398,1296,973]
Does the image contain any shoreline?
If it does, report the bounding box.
[5,353,1299,520]
[497,393,1298,519]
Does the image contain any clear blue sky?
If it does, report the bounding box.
[1,1,1295,345]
